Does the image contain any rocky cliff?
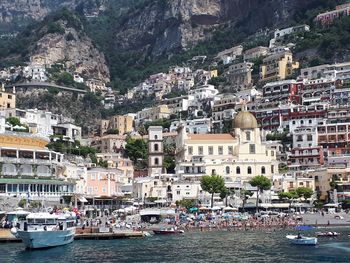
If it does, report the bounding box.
[31,19,110,82]
[112,0,321,57]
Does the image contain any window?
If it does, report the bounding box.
[247,166,252,174]
[249,144,256,154]
[154,135,158,140]
[297,135,303,142]
[235,166,241,174]
[154,158,159,165]
[208,146,213,155]
[211,169,216,175]
[226,166,230,174]
[246,132,251,141]
[91,174,96,180]
[218,146,223,155]
[154,143,159,152]
[228,146,233,154]
[309,120,312,124]
[188,146,193,155]
[199,146,203,155]
[177,191,180,195]
[8,95,12,99]
[271,165,274,173]
[261,166,266,174]
[307,135,313,141]
[271,151,274,156]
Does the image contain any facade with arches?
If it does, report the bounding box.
[175,110,279,185]
[148,126,164,176]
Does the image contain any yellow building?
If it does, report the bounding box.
[0,85,16,109]
[175,110,279,185]
[136,105,171,126]
[260,51,299,82]
[101,114,134,136]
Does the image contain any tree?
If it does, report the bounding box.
[176,199,196,209]
[6,117,21,126]
[278,191,298,212]
[220,187,230,207]
[295,187,314,200]
[125,138,148,169]
[241,190,253,212]
[200,174,226,208]
[249,175,272,213]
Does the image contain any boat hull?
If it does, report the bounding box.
[153,230,184,235]
[15,229,75,249]
[286,235,317,245]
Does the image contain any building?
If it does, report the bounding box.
[243,46,269,61]
[52,123,82,142]
[84,168,121,197]
[316,3,350,25]
[163,95,191,114]
[135,105,171,126]
[300,61,350,81]
[273,173,315,194]
[262,80,302,104]
[170,118,212,134]
[175,110,279,186]
[289,127,324,171]
[100,114,134,136]
[1,108,60,139]
[211,94,237,124]
[270,25,310,47]
[260,51,299,82]
[225,62,253,91]
[90,134,126,154]
[188,85,219,101]
[148,126,164,177]
[86,79,107,93]
[0,85,16,109]
[0,132,75,201]
[301,79,334,105]
[216,45,243,65]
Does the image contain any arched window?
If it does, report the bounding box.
[246,131,251,141]
[226,166,230,174]
[154,158,159,165]
[154,143,159,152]
[154,135,158,140]
[261,166,266,174]
[247,166,252,174]
[236,166,241,174]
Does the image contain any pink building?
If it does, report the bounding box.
[85,168,121,197]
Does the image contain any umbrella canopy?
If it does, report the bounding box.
[211,206,221,211]
[295,225,314,231]
[224,206,238,211]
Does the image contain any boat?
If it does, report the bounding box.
[3,210,31,228]
[11,212,76,249]
[153,227,184,235]
[316,231,340,237]
[286,235,318,245]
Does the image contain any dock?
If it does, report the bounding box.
[0,228,147,243]
[74,231,146,240]
[0,229,21,243]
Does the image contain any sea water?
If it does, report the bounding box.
[1,228,350,263]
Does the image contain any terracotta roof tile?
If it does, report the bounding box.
[187,133,235,140]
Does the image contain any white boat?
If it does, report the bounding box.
[286,235,317,245]
[11,212,76,249]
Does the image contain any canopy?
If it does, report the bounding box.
[189,207,198,212]
[211,206,221,211]
[223,207,238,211]
[154,199,167,204]
[324,203,340,207]
[295,225,315,231]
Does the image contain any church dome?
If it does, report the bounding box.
[233,111,258,129]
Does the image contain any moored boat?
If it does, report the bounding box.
[11,212,76,249]
[153,227,184,235]
[316,231,340,237]
[286,235,317,245]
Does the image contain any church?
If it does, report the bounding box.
[175,109,279,186]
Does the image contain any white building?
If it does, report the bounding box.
[170,118,212,134]
[188,85,219,100]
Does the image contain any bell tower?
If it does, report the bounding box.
[148,126,164,177]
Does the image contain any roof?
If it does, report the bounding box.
[0,178,75,185]
[233,111,258,129]
[187,134,235,141]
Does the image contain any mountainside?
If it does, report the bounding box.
[0,10,110,82]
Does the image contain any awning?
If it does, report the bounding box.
[78,196,88,203]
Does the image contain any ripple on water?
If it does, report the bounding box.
[1,229,350,263]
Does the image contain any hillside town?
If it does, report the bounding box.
[1,4,350,216]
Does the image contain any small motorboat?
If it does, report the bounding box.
[286,235,317,245]
[153,227,184,235]
[316,231,340,237]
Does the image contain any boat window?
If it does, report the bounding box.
[27,219,34,224]
[45,219,56,225]
[34,219,45,224]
